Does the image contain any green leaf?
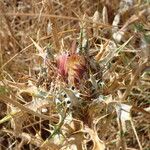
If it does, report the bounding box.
[144,34,150,43]
[134,23,144,32]
[0,86,7,94]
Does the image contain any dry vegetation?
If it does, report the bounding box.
[0,0,150,150]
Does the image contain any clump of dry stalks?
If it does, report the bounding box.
[0,0,150,150]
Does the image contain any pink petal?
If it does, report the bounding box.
[57,53,68,77]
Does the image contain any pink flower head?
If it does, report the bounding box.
[56,52,86,85]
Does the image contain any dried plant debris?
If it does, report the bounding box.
[0,0,150,149]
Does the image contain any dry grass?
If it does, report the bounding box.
[0,0,150,150]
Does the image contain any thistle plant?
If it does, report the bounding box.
[0,0,150,150]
